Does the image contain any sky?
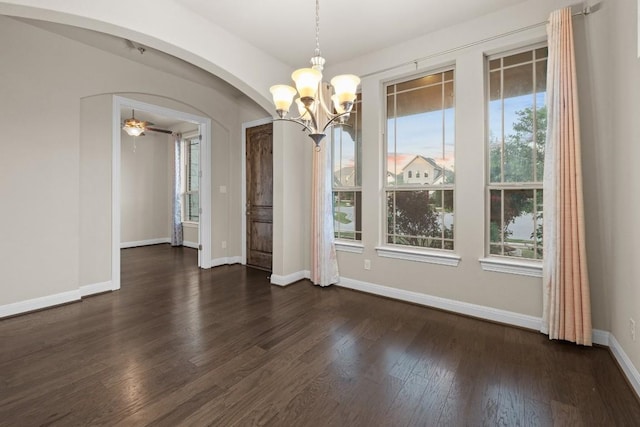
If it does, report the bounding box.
[334,91,546,174]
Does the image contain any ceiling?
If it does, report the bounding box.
[16,0,532,115]
[176,0,529,68]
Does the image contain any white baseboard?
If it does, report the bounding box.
[609,333,640,399]
[338,277,541,330]
[336,276,639,396]
[183,240,198,249]
[0,289,80,318]
[337,277,612,347]
[121,238,170,248]
[211,256,243,268]
[80,281,113,297]
[1,280,115,318]
[591,329,610,346]
[271,270,310,287]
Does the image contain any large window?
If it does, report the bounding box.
[332,93,362,241]
[487,46,547,259]
[385,70,455,250]
[183,136,199,223]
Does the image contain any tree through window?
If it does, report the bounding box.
[385,69,455,250]
[487,46,547,259]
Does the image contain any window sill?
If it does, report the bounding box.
[335,241,364,254]
[479,257,542,277]
[182,222,199,229]
[375,246,460,267]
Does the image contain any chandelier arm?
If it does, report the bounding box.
[317,82,335,118]
[305,105,320,133]
[272,117,315,135]
[321,112,352,133]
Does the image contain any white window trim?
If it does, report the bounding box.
[479,257,542,277]
[485,44,546,262]
[332,93,362,243]
[182,221,198,228]
[335,240,364,254]
[375,245,460,267]
[384,66,457,253]
[182,135,200,223]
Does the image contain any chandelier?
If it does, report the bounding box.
[269,0,360,149]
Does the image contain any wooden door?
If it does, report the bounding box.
[246,123,273,271]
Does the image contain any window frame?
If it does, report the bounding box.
[332,92,363,246]
[382,66,458,260]
[182,134,200,224]
[482,43,547,274]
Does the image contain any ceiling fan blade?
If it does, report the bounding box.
[146,127,173,135]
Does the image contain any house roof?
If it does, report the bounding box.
[387,154,450,172]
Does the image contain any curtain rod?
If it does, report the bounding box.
[359,3,599,79]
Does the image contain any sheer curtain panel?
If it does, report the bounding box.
[542,8,592,345]
[311,84,340,287]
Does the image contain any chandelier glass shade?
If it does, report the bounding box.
[269,0,360,148]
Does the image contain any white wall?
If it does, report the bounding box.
[79,95,112,288]
[271,122,312,283]
[609,0,640,383]
[319,0,579,319]
[322,0,639,382]
[120,131,171,245]
[0,15,267,309]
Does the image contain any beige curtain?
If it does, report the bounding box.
[311,83,340,287]
[541,8,592,345]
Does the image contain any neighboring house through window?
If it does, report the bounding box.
[385,69,455,250]
[332,93,362,241]
[487,46,547,259]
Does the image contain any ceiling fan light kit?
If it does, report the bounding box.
[122,110,147,136]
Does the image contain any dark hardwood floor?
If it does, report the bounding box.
[1,245,639,426]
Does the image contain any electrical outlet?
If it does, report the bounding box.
[630,318,636,342]
[364,259,371,270]
[221,241,227,249]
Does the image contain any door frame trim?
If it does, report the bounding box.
[112,96,213,290]
[241,117,273,265]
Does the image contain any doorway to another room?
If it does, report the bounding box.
[112,96,212,290]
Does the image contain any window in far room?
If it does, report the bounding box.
[487,45,547,260]
[332,93,362,241]
[182,135,200,223]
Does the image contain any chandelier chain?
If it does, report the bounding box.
[314,0,321,57]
